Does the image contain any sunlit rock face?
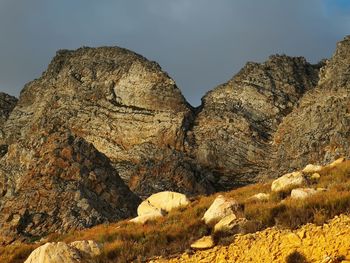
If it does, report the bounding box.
[0,130,140,242]
[187,55,320,189]
[0,47,214,199]
[0,47,210,242]
[1,35,350,243]
[270,36,350,177]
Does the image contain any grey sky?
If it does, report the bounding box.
[0,0,349,106]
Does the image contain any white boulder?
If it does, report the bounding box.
[291,188,318,200]
[271,171,306,192]
[142,191,190,213]
[302,164,323,173]
[24,241,101,263]
[131,191,190,224]
[202,195,240,224]
[129,210,164,224]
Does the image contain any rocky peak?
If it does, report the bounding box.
[1,47,213,202]
[268,35,350,176]
[318,35,350,88]
[41,47,190,112]
[1,36,350,243]
[188,54,320,189]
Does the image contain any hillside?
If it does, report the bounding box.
[2,159,350,262]
[0,35,349,262]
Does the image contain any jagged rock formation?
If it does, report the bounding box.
[0,129,140,242]
[0,36,349,242]
[187,55,321,188]
[0,47,214,198]
[269,35,350,176]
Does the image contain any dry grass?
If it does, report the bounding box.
[1,161,350,263]
[0,243,38,263]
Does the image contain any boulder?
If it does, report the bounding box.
[129,210,164,224]
[302,164,323,173]
[214,217,249,234]
[137,191,190,216]
[213,214,237,232]
[249,193,270,201]
[24,241,101,263]
[291,188,318,200]
[202,195,240,224]
[271,171,306,192]
[190,236,215,250]
[137,201,164,216]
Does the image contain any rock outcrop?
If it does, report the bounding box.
[187,55,320,189]
[0,47,213,198]
[270,36,350,176]
[0,130,140,242]
[0,47,211,241]
[1,36,350,244]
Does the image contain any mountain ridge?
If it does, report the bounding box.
[0,35,349,243]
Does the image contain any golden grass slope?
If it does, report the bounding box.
[1,161,350,263]
[153,214,350,263]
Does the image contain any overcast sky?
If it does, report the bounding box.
[0,0,349,106]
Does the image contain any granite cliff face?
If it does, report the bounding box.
[0,36,349,242]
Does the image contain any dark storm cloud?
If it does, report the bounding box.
[0,0,349,106]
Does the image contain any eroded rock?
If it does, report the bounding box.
[188,55,320,189]
[0,130,140,240]
[270,36,350,176]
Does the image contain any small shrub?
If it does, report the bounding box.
[286,251,308,263]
